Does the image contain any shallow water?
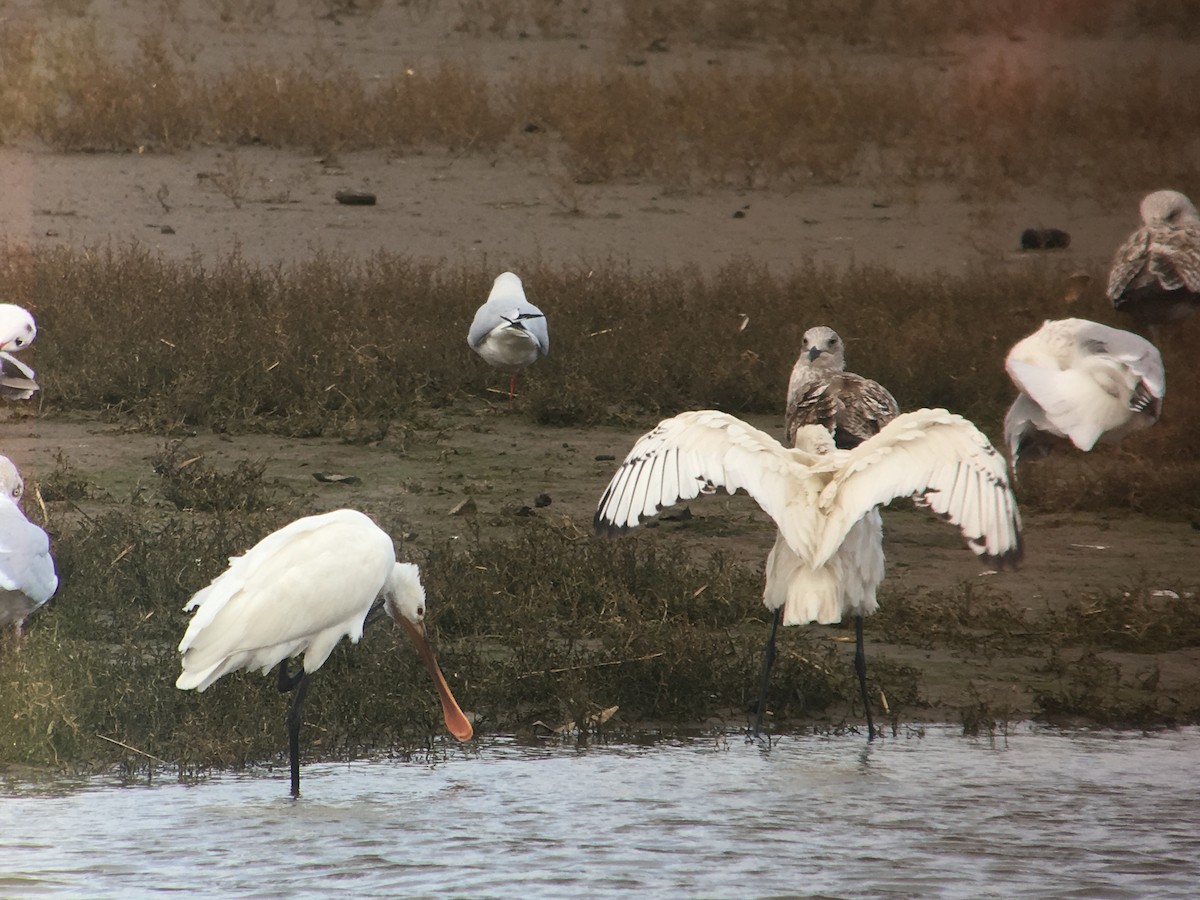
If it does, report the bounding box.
[2,725,1198,898]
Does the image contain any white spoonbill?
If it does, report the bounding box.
[594,408,1022,739]
[176,509,473,796]
[1003,318,1165,468]
[785,325,900,449]
[1107,189,1200,334]
[468,272,549,399]
[0,304,40,400]
[0,455,59,647]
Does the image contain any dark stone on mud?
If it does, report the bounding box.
[335,190,377,206]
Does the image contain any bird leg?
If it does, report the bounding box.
[751,607,783,738]
[284,670,312,798]
[276,660,306,693]
[854,614,876,741]
[508,372,518,402]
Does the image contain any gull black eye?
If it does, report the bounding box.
[416,606,425,617]
[14,338,23,347]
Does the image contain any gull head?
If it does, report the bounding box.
[800,325,846,371]
[1139,190,1200,227]
[0,305,36,354]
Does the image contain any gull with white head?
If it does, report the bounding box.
[594,408,1022,739]
[0,304,40,400]
[468,272,549,400]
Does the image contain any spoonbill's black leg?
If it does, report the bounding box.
[276,660,305,693]
[854,614,875,741]
[284,670,312,798]
[752,607,783,737]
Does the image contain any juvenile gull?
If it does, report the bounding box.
[785,326,899,449]
[594,408,1022,739]
[468,272,549,399]
[1004,317,1164,468]
[1107,190,1200,333]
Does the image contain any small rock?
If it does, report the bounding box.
[1020,228,1071,250]
[595,454,616,461]
[534,493,552,508]
[335,190,377,206]
[313,472,361,485]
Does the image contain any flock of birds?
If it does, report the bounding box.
[0,189,1196,794]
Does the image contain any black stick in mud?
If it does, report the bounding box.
[752,607,783,737]
[854,614,875,741]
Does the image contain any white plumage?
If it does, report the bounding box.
[0,455,59,637]
[1004,318,1165,466]
[0,304,40,400]
[596,408,1022,627]
[176,508,472,794]
[467,272,549,397]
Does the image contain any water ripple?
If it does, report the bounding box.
[2,725,1199,898]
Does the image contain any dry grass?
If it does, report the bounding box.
[1,22,1197,194]
[10,244,1200,515]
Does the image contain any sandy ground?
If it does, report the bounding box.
[0,2,1197,726]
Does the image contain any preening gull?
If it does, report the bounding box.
[0,456,59,646]
[594,408,1022,739]
[1004,318,1165,468]
[1107,190,1200,333]
[176,509,472,796]
[468,272,549,399]
[785,326,899,449]
[0,304,40,400]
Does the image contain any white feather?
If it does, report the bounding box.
[595,409,1022,626]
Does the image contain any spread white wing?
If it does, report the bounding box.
[815,409,1022,568]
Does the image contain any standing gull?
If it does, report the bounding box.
[0,455,59,648]
[785,326,899,449]
[594,408,1022,739]
[177,509,473,797]
[0,304,40,400]
[468,272,549,399]
[1004,318,1165,468]
[1107,190,1200,334]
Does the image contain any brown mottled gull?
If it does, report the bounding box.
[785,326,900,449]
[1107,190,1200,331]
